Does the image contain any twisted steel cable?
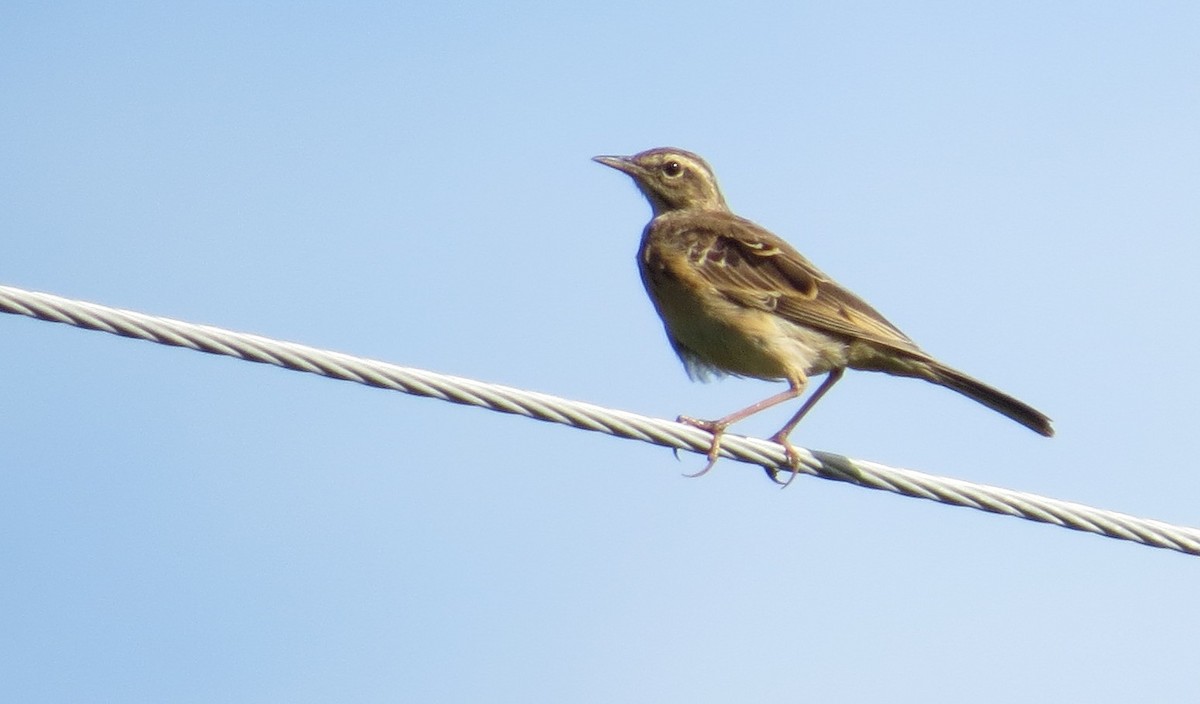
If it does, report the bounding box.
[3,283,1197,556]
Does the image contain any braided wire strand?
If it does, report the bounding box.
[3,283,1198,557]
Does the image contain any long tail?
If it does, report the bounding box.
[926,363,1054,437]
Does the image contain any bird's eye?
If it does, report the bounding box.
[662,161,683,178]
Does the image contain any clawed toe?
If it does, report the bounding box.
[763,465,788,485]
[674,416,805,487]
[677,415,717,433]
[768,432,804,488]
[677,415,726,478]
[682,455,720,479]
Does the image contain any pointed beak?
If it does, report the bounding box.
[592,154,642,177]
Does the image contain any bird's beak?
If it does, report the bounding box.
[592,154,642,177]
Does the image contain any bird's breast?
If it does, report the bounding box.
[639,241,849,382]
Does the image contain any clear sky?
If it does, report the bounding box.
[3,2,1198,702]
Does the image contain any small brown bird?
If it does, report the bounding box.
[594,147,1053,484]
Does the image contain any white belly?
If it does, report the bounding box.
[650,275,850,382]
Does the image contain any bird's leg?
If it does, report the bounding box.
[769,369,844,487]
[677,380,807,479]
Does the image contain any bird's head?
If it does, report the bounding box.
[593,147,728,216]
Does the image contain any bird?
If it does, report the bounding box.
[593,147,1053,485]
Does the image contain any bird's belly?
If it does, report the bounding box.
[651,278,849,381]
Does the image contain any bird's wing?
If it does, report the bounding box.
[685,214,929,358]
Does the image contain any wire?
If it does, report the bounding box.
[3,283,1197,557]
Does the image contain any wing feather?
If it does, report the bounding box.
[681,212,929,359]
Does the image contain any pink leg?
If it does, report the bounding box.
[770,369,844,487]
[677,379,809,479]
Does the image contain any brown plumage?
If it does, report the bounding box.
[594,147,1053,484]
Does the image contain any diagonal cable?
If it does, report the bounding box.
[2,283,1198,557]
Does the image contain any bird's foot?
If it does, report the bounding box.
[766,431,804,488]
[676,415,727,478]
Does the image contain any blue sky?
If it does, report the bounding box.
[3,3,1198,701]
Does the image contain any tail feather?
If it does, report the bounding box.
[927,363,1054,437]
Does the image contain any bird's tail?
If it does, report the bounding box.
[926,363,1054,437]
